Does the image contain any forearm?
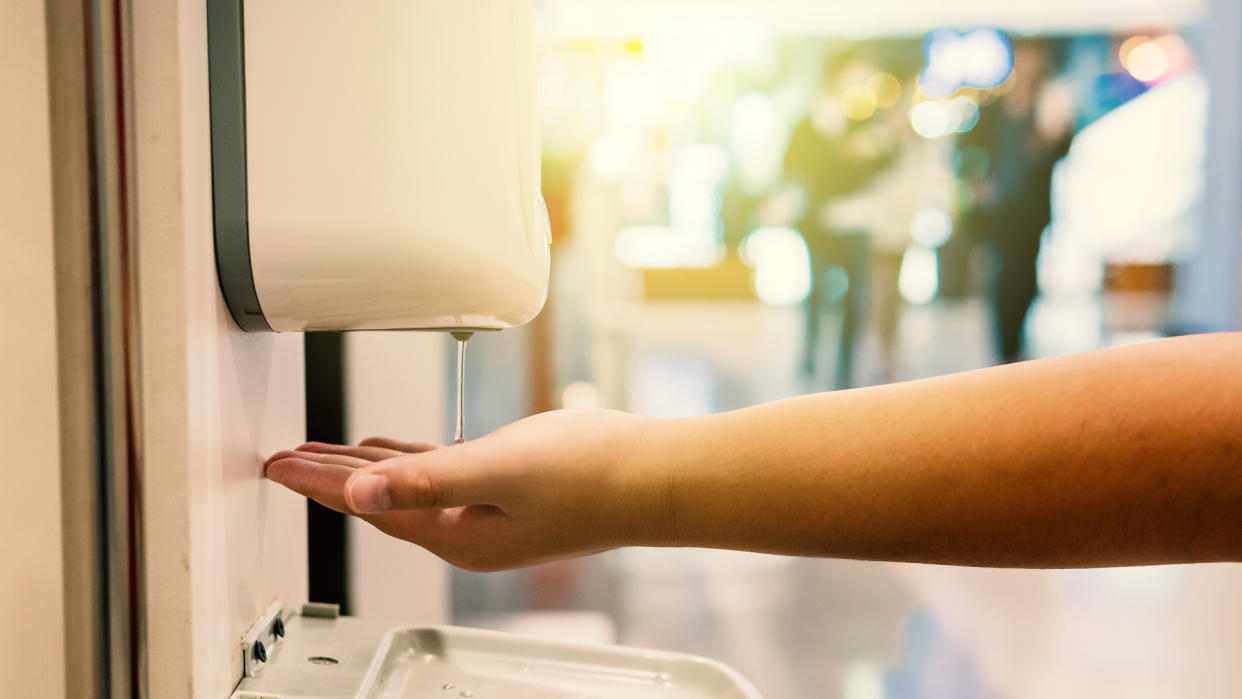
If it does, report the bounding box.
[636,334,1242,567]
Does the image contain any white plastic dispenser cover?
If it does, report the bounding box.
[209,0,550,332]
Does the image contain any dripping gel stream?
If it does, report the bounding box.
[451,331,473,444]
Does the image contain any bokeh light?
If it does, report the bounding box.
[1126,41,1170,82]
[867,72,903,108]
[920,27,1013,97]
[1118,35,1150,67]
[841,85,878,121]
[1155,35,1189,72]
[910,100,952,138]
[949,95,980,132]
[1121,34,1189,84]
[740,227,812,305]
[898,244,939,305]
[910,207,953,248]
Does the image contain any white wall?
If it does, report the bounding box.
[346,333,450,624]
[0,0,67,695]
[133,1,308,696]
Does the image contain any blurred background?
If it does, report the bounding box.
[447,0,1242,696]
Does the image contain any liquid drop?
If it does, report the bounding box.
[451,332,473,444]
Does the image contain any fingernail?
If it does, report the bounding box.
[348,474,391,513]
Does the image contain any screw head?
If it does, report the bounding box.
[273,617,285,638]
[253,640,267,663]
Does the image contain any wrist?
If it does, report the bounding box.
[605,414,670,546]
[611,414,719,548]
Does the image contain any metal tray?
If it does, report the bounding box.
[357,626,761,698]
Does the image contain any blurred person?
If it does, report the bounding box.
[961,39,1076,363]
[267,332,1242,572]
[830,135,956,383]
[783,48,899,389]
[818,60,955,383]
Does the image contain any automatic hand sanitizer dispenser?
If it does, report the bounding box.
[211,2,758,695]
[209,0,550,333]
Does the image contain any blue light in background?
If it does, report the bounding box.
[919,28,1014,98]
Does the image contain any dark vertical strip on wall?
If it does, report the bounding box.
[304,332,350,614]
[46,0,110,692]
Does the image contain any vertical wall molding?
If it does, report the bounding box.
[45,0,147,694]
[44,0,110,695]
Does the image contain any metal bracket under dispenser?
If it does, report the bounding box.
[231,604,760,698]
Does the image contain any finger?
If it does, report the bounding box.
[358,436,439,453]
[265,457,353,513]
[343,443,514,514]
[271,449,372,470]
[298,442,404,462]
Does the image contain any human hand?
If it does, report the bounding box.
[264,410,664,571]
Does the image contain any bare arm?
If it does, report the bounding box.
[644,332,1242,566]
[266,333,1242,571]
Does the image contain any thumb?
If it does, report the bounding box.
[343,443,506,514]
